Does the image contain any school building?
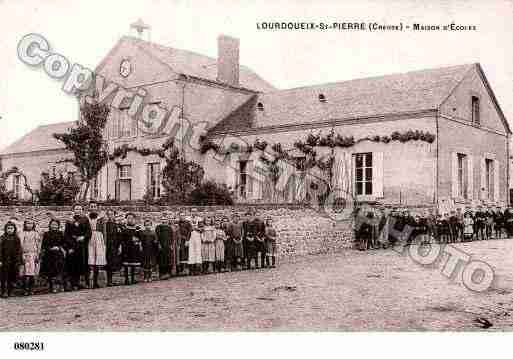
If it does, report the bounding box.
[0,25,510,210]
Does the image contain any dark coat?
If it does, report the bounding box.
[155,224,176,269]
[99,218,122,271]
[120,225,142,266]
[40,230,65,278]
[178,220,192,263]
[0,224,23,282]
[63,215,92,276]
[139,229,159,270]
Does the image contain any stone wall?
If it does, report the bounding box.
[0,204,354,258]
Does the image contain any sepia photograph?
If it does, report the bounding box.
[1,0,513,356]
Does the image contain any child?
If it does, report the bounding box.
[264,217,277,268]
[229,214,244,271]
[201,217,216,274]
[88,212,107,288]
[120,213,142,285]
[101,209,122,287]
[20,219,41,296]
[0,221,23,298]
[41,219,66,294]
[188,219,203,275]
[155,213,175,280]
[214,219,226,272]
[139,219,159,283]
[463,212,474,242]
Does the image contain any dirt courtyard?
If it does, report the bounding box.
[2,239,513,331]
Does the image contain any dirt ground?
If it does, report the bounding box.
[2,239,513,331]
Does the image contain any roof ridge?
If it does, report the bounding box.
[262,63,474,94]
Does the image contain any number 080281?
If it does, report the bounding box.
[13,342,45,351]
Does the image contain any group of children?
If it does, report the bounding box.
[355,205,513,249]
[0,203,278,298]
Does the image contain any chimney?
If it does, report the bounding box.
[217,35,239,87]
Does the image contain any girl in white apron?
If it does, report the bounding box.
[88,212,107,288]
[20,219,41,295]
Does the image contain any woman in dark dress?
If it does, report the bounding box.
[0,221,23,298]
[41,219,66,293]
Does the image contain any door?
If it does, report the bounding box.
[116,179,132,201]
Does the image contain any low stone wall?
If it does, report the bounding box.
[0,205,354,258]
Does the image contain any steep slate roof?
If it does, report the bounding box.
[123,36,276,93]
[0,121,73,156]
[246,63,475,129]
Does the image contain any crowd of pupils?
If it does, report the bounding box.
[0,202,278,298]
[355,205,513,250]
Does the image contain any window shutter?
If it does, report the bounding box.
[480,156,486,200]
[467,155,473,200]
[372,151,384,198]
[247,160,254,199]
[351,154,356,197]
[494,159,500,202]
[146,164,150,196]
[451,152,458,198]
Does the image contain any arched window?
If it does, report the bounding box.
[318,94,327,103]
[257,102,264,111]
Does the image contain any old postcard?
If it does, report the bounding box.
[0,0,512,357]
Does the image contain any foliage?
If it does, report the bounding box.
[159,140,205,204]
[53,101,110,201]
[35,170,81,205]
[188,181,234,206]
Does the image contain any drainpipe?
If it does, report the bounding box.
[435,109,439,211]
[507,132,510,206]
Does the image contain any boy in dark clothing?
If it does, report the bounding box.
[474,207,487,241]
[155,214,176,280]
[140,219,159,283]
[120,213,142,285]
[448,210,459,243]
[100,210,122,287]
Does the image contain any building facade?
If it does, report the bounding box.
[1,34,510,209]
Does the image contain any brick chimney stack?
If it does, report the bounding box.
[217,35,240,87]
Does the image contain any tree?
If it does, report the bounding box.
[53,101,110,201]
[189,180,234,205]
[160,139,204,204]
[35,169,81,205]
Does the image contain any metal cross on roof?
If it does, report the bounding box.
[130,18,151,35]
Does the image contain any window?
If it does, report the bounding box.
[147,163,161,198]
[13,175,21,198]
[256,102,264,111]
[355,153,373,196]
[318,94,327,103]
[118,164,132,179]
[239,161,249,199]
[472,96,480,125]
[485,158,494,200]
[112,110,137,138]
[457,153,468,199]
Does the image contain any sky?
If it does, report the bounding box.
[1,0,513,150]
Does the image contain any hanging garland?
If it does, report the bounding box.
[199,129,435,157]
